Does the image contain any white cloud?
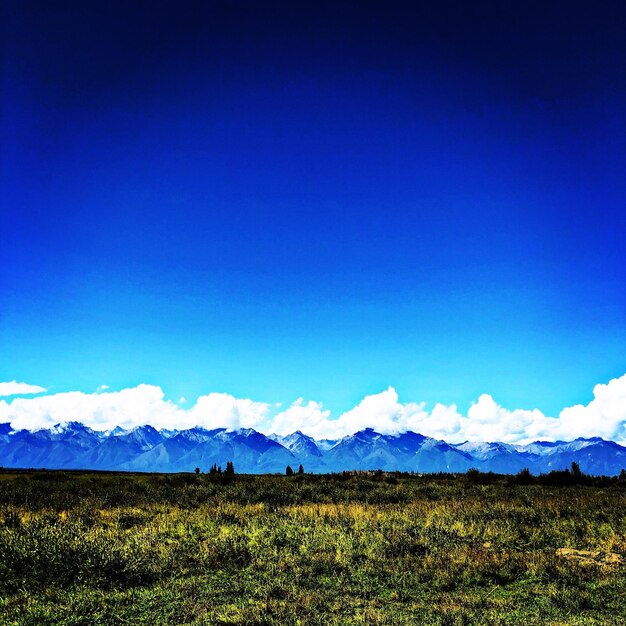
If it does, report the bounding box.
[0,385,270,433]
[1,374,626,444]
[550,376,626,443]
[0,385,180,432]
[0,381,47,397]
[269,398,331,437]
[187,393,270,431]
[277,388,428,440]
[265,375,626,444]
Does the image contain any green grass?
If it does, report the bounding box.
[1,471,625,624]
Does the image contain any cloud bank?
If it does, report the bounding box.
[1,375,625,444]
[0,381,48,397]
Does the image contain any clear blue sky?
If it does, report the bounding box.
[2,1,625,417]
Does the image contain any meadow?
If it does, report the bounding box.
[1,470,625,625]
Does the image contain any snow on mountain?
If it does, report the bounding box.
[455,441,518,460]
[1,422,626,475]
[107,426,128,437]
[454,441,535,473]
[272,431,323,457]
[159,428,179,439]
[321,429,474,473]
[119,428,224,472]
[521,440,567,455]
[121,425,163,450]
[1,422,102,469]
[315,438,339,451]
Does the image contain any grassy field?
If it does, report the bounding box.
[1,470,625,625]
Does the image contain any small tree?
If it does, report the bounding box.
[286,465,294,476]
[298,464,304,475]
[217,465,222,475]
[465,468,481,484]
[195,467,200,476]
[225,461,235,476]
[571,461,582,479]
[514,467,533,485]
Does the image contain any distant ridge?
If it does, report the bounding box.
[1,422,626,475]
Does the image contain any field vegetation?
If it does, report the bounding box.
[1,469,625,625]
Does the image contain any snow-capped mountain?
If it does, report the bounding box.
[0,421,103,469]
[70,425,165,470]
[1,423,626,475]
[454,441,534,474]
[271,431,323,457]
[159,428,179,439]
[106,426,128,437]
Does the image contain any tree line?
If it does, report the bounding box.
[194,462,306,477]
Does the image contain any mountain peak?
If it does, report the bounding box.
[234,428,258,437]
[1,422,625,475]
[275,430,322,457]
[285,430,315,441]
[353,428,382,438]
[130,424,159,434]
[50,420,91,433]
[177,426,224,442]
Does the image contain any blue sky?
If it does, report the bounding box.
[1,1,625,423]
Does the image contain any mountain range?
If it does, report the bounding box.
[1,422,626,475]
